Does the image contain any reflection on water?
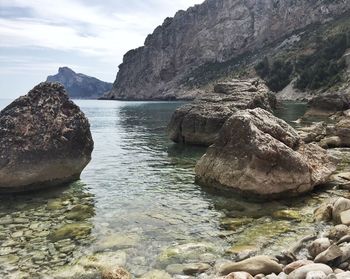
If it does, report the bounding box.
[0,99,348,277]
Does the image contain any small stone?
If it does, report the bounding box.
[283,260,314,274]
[314,244,342,263]
[308,238,331,259]
[305,271,327,279]
[288,264,333,279]
[333,198,350,224]
[183,263,211,275]
[340,210,350,225]
[225,271,254,278]
[328,225,350,240]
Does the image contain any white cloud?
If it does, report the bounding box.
[0,0,204,97]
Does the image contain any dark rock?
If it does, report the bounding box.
[47,67,112,99]
[167,79,276,146]
[0,82,94,193]
[195,108,336,198]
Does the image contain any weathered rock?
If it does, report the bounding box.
[0,82,93,193]
[225,272,254,279]
[219,255,282,276]
[301,110,350,148]
[101,267,130,279]
[328,225,350,241]
[314,204,333,222]
[284,260,314,275]
[287,264,333,279]
[107,0,350,101]
[332,198,350,224]
[334,271,350,279]
[183,263,211,275]
[340,210,350,226]
[167,79,276,146]
[195,108,336,198]
[313,244,342,263]
[308,239,331,259]
[305,93,350,116]
[305,271,327,279]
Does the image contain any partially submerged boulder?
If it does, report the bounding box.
[195,108,336,198]
[0,82,94,193]
[305,93,350,116]
[168,79,276,146]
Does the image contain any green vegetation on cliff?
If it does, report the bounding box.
[185,12,350,94]
[255,32,349,92]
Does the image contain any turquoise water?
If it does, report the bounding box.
[0,99,346,278]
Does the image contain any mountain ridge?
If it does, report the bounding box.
[106,0,350,101]
[47,67,112,99]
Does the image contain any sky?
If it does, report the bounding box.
[0,0,204,98]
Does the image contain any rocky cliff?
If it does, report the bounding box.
[107,0,350,101]
[47,67,112,99]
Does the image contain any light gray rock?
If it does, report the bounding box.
[340,210,350,226]
[219,255,282,276]
[107,0,350,100]
[284,260,314,275]
[195,108,336,198]
[332,198,350,224]
[305,271,327,279]
[288,264,333,279]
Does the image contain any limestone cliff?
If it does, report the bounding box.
[107,0,350,101]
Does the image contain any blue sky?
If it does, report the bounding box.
[0,0,203,98]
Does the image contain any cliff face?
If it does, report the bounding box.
[107,0,350,101]
[47,67,112,99]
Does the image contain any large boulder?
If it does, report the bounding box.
[0,82,94,193]
[305,93,350,116]
[195,108,336,198]
[167,79,276,146]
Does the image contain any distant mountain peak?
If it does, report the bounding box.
[47,67,112,99]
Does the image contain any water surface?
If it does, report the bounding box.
[0,99,348,278]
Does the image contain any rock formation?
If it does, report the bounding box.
[305,93,350,116]
[299,109,350,148]
[0,82,94,193]
[107,0,350,100]
[47,67,112,99]
[167,79,276,146]
[195,108,336,198]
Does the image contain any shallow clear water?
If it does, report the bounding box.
[0,99,349,278]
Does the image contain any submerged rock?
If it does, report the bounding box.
[195,108,336,198]
[167,79,276,146]
[0,82,93,193]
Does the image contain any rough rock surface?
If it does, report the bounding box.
[219,255,282,276]
[167,79,276,146]
[0,82,94,193]
[195,108,336,198]
[299,110,350,148]
[305,93,350,116]
[47,67,112,99]
[107,0,350,100]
